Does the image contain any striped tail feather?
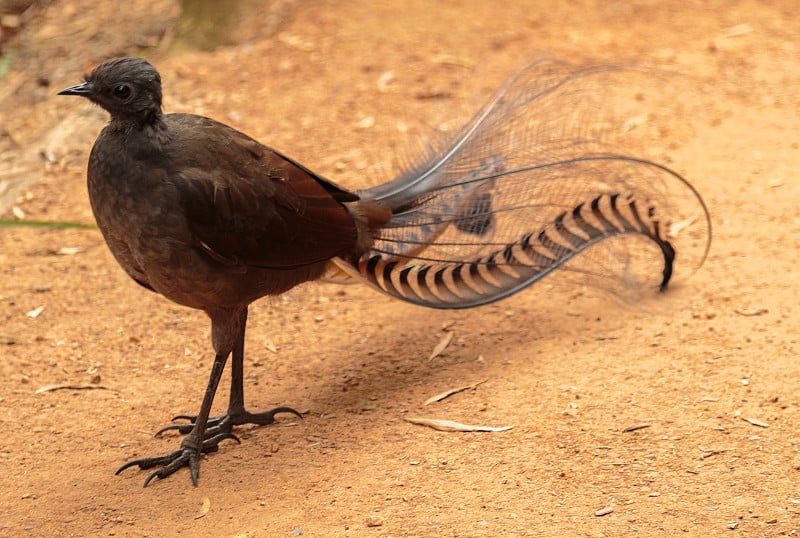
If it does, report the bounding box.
[333,190,675,309]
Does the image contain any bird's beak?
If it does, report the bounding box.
[57,81,94,96]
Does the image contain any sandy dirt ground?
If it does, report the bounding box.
[1,0,798,536]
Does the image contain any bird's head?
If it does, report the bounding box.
[58,57,163,125]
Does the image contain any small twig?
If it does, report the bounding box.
[622,423,651,433]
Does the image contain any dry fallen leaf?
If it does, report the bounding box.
[742,417,769,428]
[700,449,727,459]
[668,216,697,238]
[622,114,647,132]
[35,384,117,394]
[404,417,513,432]
[428,331,453,361]
[734,307,768,317]
[424,380,487,406]
[26,306,45,318]
[195,496,211,519]
[431,54,474,69]
[595,506,614,517]
[622,423,651,433]
[277,32,316,52]
[354,115,375,129]
[721,23,753,38]
[376,71,395,93]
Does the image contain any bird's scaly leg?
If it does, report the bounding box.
[155,307,301,441]
[116,352,238,487]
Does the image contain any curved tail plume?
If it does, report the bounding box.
[330,56,711,308]
[343,188,674,309]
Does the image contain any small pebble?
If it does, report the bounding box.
[365,516,383,527]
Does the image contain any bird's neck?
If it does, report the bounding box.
[108,105,163,127]
[109,111,170,146]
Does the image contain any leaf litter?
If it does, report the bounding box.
[35,384,117,394]
[428,330,453,361]
[404,417,512,432]
[195,496,211,519]
[423,379,487,406]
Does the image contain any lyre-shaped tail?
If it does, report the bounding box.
[331,56,710,307]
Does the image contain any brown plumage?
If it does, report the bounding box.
[59,56,710,487]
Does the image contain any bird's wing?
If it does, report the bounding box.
[166,114,360,269]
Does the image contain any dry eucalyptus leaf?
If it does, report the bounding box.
[405,417,512,432]
[35,384,116,394]
[668,216,697,238]
[431,54,474,69]
[376,71,395,93]
[622,114,647,132]
[354,116,375,129]
[34,384,118,394]
[742,417,769,428]
[195,496,211,519]
[595,506,614,517]
[721,23,753,38]
[424,380,487,406]
[734,307,768,317]
[428,331,453,361]
[26,306,45,318]
[622,423,651,433]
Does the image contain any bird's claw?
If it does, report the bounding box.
[116,432,240,487]
[121,407,300,486]
[156,406,302,439]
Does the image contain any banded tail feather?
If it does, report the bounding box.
[333,191,674,309]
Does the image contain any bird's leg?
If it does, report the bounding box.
[219,308,303,428]
[116,352,238,487]
[157,307,301,440]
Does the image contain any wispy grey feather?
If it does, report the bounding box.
[334,56,711,307]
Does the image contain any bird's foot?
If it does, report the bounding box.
[155,406,302,439]
[116,432,239,487]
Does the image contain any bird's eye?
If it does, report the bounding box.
[112,84,131,100]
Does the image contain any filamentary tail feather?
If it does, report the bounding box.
[334,56,711,308]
